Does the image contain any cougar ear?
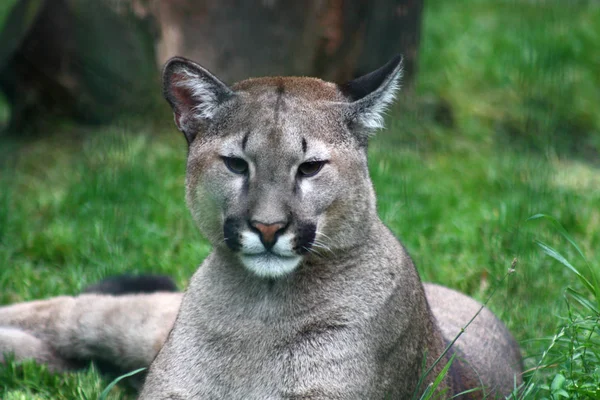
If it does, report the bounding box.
[339,55,403,134]
[163,57,234,144]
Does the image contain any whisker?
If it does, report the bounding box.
[315,230,332,241]
[311,240,334,255]
[303,246,325,259]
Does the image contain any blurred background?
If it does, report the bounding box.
[0,0,599,399]
[0,0,423,132]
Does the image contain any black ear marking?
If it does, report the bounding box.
[339,55,403,101]
[162,57,234,144]
[339,55,403,132]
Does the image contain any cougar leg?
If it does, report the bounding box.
[0,293,182,371]
[0,327,75,371]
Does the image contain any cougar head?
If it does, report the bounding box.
[163,56,402,278]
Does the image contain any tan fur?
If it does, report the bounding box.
[232,77,346,101]
[0,327,73,371]
[425,284,524,396]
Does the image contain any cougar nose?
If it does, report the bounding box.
[250,221,286,249]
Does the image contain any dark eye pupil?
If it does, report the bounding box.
[224,157,248,174]
[298,161,324,177]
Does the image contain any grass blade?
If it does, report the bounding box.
[535,240,594,294]
[98,368,146,400]
[528,214,589,264]
[565,288,599,315]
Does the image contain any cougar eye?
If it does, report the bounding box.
[223,157,248,175]
[298,161,326,178]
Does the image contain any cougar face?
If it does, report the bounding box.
[163,57,402,278]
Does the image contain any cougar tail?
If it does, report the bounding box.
[82,274,178,295]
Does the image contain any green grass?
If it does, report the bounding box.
[1,0,599,398]
[0,359,130,400]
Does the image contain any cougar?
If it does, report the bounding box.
[0,56,522,399]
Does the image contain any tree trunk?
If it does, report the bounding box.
[0,0,424,134]
[150,0,424,84]
[0,0,158,134]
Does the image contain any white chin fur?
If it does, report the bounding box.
[239,253,302,278]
